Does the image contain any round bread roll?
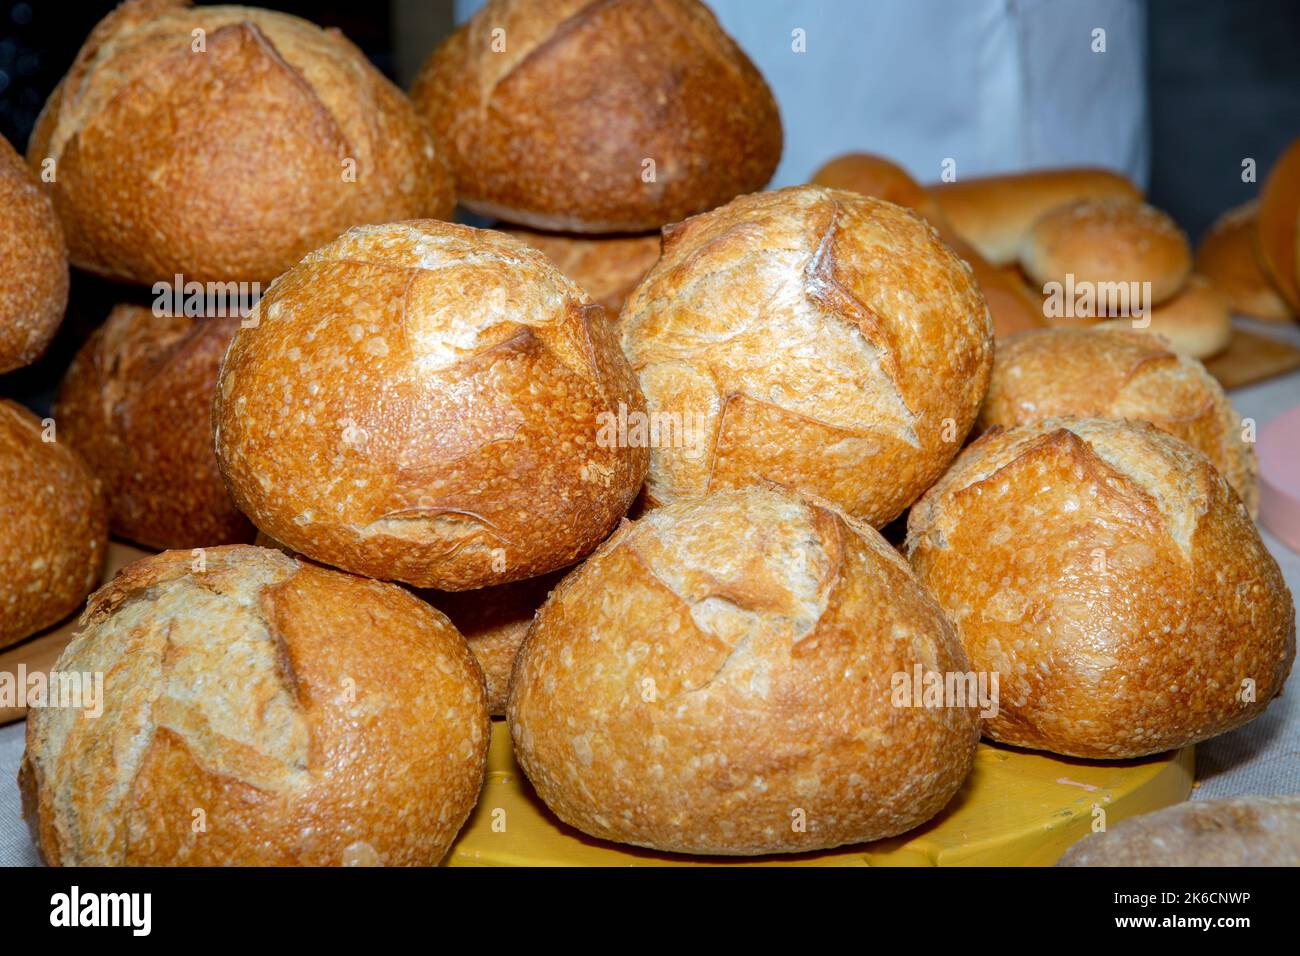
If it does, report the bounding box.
[214,220,648,591]
[0,132,68,373]
[979,327,1257,514]
[930,167,1142,265]
[55,305,253,550]
[500,228,661,316]
[1257,137,1300,311]
[411,0,781,232]
[20,545,489,866]
[28,0,453,285]
[1195,200,1292,322]
[620,185,993,526]
[0,401,107,649]
[1056,795,1300,867]
[509,487,980,855]
[907,417,1295,759]
[1021,198,1192,308]
[1095,274,1232,360]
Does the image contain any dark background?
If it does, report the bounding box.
[1,0,1298,414]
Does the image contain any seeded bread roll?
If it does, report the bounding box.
[1021,198,1192,308]
[979,328,1257,514]
[20,545,489,866]
[55,305,253,550]
[1195,201,1292,322]
[0,401,107,649]
[930,167,1142,265]
[907,417,1295,759]
[412,0,781,232]
[28,0,453,285]
[621,185,993,526]
[509,486,980,855]
[1057,795,1300,866]
[1257,138,1300,311]
[500,228,661,316]
[0,132,68,373]
[214,220,648,591]
[1095,274,1232,360]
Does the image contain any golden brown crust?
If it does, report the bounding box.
[214,220,649,590]
[621,185,993,526]
[930,167,1142,265]
[1057,795,1300,866]
[1257,137,1300,311]
[980,327,1257,515]
[411,0,782,232]
[21,545,489,866]
[54,305,254,550]
[0,133,68,373]
[0,401,108,649]
[1021,198,1192,307]
[907,417,1295,759]
[499,228,661,315]
[509,487,979,855]
[28,0,453,284]
[1094,274,1232,360]
[1195,201,1293,322]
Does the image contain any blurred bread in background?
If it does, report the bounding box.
[1196,200,1293,322]
[499,228,661,316]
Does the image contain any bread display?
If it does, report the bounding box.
[979,328,1257,513]
[1057,795,1300,866]
[0,401,107,650]
[509,487,980,855]
[907,417,1295,759]
[20,546,489,865]
[1195,200,1293,322]
[1257,137,1300,311]
[1022,198,1192,309]
[500,228,662,316]
[1096,273,1232,359]
[54,305,253,550]
[411,0,781,232]
[0,133,68,373]
[621,185,993,525]
[931,167,1142,265]
[28,0,454,285]
[214,220,648,591]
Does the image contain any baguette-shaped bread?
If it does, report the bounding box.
[1195,200,1292,322]
[979,328,1257,514]
[0,133,67,373]
[509,487,980,855]
[55,305,253,550]
[214,220,648,590]
[29,0,453,284]
[20,546,489,865]
[621,185,993,525]
[0,401,107,649]
[412,0,781,232]
[499,228,661,316]
[907,417,1294,759]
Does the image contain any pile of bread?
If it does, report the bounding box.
[1,0,1296,867]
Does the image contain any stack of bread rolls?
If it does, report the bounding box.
[9,0,1297,868]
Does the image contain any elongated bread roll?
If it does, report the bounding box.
[1257,137,1300,311]
[1196,200,1292,322]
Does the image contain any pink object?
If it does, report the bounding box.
[1259,404,1300,554]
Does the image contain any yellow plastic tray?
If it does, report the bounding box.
[447,720,1194,867]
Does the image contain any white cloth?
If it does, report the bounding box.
[454,0,1150,188]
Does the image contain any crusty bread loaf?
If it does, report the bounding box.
[0,133,67,373]
[1095,274,1232,360]
[1021,198,1192,308]
[930,167,1142,265]
[55,305,253,550]
[20,545,489,866]
[0,401,107,649]
[1057,795,1300,866]
[215,220,648,591]
[411,0,781,232]
[1196,201,1292,322]
[509,486,980,855]
[621,185,993,526]
[28,0,453,285]
[1257,137,1300,311]
[907,417,1295,759]
[979,327,1257,514]
[499,228,661,316]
